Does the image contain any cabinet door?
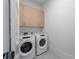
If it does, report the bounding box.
[31,7,44,27]
[20,3,44,27]
[20,4,25,26]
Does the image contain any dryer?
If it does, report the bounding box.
[35,33,48,56]
[15,34,35,59]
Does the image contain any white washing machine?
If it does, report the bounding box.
[15,34,35,59]
[35,33,48,56]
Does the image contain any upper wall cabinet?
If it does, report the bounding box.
[20,2,44,28]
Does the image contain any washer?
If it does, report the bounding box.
[35,33,48,56]
[15,34,35,59]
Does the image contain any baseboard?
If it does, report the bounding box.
[50,47,75,59]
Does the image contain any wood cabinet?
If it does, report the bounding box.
[20,3,44,27]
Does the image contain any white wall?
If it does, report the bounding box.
[43,0,75,56]
[10,0,19,51]
[3,0,9,53]
[3,0,19,52]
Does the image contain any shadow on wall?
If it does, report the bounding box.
[43,0,75,57]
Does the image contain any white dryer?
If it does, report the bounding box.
[15,34,35,59]
[35,33,48,56]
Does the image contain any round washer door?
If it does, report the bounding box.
[20,41,33,56]
[39,38,46,48]
[20,42,32,53]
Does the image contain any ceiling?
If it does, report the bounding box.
[21,0,48,6]
[32,0,47,3]
[30,0,48,5]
